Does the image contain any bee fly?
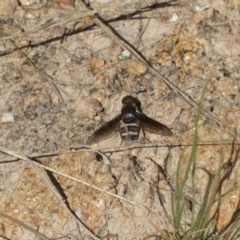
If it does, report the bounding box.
[87,95,173,145]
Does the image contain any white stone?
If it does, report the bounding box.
[169,13,178,22]
[2,112,14,123]
[121,50,131,58]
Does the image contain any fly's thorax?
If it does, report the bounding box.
[121,105,136,117]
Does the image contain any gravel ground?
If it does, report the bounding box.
[0,0,240,239]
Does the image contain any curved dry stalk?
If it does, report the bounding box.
[0,146,161,214]
[0,211,50,240]
[0,145,174,237]
[0,146,100,240]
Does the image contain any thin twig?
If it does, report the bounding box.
[1,140,239,162]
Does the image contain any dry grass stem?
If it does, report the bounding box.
[0,146,100,240]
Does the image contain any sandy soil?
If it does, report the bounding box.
[0,0,240,239]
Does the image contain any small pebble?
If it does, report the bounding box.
[24,10,40,19]
[121,50,131,58]
[2,112,14,123]
[169,13,178,22]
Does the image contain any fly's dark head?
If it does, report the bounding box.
[122,95,136,106]
[122,95,142,112]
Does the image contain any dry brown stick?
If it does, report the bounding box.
[78,1,223,130]
[0,146,100,240]
[0,0,139,42]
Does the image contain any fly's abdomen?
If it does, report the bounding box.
[119,121,140,144]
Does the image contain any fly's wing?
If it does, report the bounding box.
[87,114,122,145]
[136,112,173,136]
